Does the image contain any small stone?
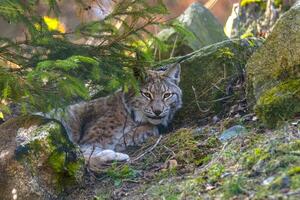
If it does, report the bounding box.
[262,176,275,185]
[281,176,290,189]
[221,172,232,178]
[291,120,299,126]
[212,116,220,124]
[219,125,247,142]
[191,127,204,136]
[234,113,241,118]
[205,184,215,191]
[11,188,17,194]
[164,159,178,170]
[229,105,239,115]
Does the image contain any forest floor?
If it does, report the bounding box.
[65,114,300,200]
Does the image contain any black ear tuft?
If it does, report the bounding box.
[163,63,181,85]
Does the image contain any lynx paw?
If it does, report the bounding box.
[92,149,130,163]
[82,147,129,169]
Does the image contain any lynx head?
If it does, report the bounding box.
[124,63,182,126]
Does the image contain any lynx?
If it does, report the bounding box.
[61,63,182,169]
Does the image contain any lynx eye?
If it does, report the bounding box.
[163,93,173,99]
[141,91,152,99]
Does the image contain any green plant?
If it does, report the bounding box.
[0,0,178,115]
[223,176,245,198]
[106,164,137,186]
[207,164,225,183]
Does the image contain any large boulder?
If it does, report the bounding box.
[168,38,263,127]
[157,2,227,59]
[0,116,85,200]
[246,1,300,127]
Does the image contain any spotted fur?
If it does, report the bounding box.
[62,63,182,167]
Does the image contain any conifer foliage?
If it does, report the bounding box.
[0,0,169,115]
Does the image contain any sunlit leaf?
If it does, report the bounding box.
[43,16,65,33]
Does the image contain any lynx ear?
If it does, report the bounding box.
[163,63,181,85]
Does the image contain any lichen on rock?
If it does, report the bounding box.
[16,121,85,192]
[0,116,85,200]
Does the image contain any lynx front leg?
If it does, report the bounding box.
[81,145,129,169]
[131,125,159,145]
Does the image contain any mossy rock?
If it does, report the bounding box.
[168,38,263,127]
[0,116,85,200]
[255,79,300,128]
[246,2,300,126]
[246,2,300,102]
[157,2,227,59]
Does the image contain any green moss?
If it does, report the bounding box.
[196,154,212,165]
[195,176,205,184]
[15,122,84,194]
[240,0,266,8]
[269,167,300,191]
[48,150,84,180]
[162,129,214,165]
[146,184,181,200]
[47,123,72,148]
[28,140,43,158]
[66,161,84,177]
[255,79,300,128]
[243,147,270,169]
[127,122,300,199]
[291,174,300,190]
[207,164,225,183]
[241,0,261,6]
[241,32,254,39]
[48,151,66,173]
[207,137,221,147]
[222,177,245,199]
[288,166,300,176]
[269,175,290,190]
[274,0,283,8]
[246,4,300,106]
[264,155,297,174]
[171,38,262,127]
[155,168,178,180]
[106,164,137,186]
[290,140,300,150]
[276,140,300,155]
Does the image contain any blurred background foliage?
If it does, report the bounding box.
[0,0,189,116]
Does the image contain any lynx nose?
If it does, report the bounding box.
[153,110,162,116]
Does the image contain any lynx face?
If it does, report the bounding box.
[125,64,182,126]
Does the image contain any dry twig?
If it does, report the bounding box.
[194,141,229,175]
[130,135,163,163]
[192,85,210,113]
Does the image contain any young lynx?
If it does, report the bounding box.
[61,63,182,169]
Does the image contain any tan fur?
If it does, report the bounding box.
[62,64,182,166]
